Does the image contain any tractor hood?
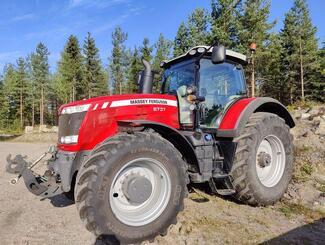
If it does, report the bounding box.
[57,94,179,152]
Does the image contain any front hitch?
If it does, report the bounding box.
[6,146,64,199]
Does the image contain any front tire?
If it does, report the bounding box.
[75,132,187,244]
[231,112,294,205]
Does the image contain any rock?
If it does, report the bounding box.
[292,111,302,120]
[314,174,325,185]
[50,126,58,133]
[24,126,33,134]
[309,108,320,117]
[39,124,50,133]
[301,113,311,120]
[315,120,325,136]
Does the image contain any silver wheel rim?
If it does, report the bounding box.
[109,158,171,226]
[256,135,285,187]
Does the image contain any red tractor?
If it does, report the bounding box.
[7,44,294,244]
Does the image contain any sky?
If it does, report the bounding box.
[0,0,324,72]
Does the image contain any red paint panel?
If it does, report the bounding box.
[58,94,179,152]
[219,98,256,130]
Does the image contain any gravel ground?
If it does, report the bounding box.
[0,142,324,245]
[0,142,94,245]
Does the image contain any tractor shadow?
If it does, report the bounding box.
[188,182,241,204]
[94,235,120,245]
[47,194,74,208]
[260,218,325,245]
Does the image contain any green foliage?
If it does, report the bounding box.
[174,21,190,57]
[126,47,142,94]
[187,8,209,47]
[83,32,107,98]
[153,33,172,93]
[56,35,84,102]
[109,26,128,95]
[209,0,242,48]
[280,0,320,104]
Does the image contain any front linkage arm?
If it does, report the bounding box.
[6,146,63,199]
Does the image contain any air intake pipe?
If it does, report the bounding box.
[138,59,154,94]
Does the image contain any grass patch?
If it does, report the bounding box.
[279,202,325,221]
[301,163,314,175]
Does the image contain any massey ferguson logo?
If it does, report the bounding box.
[109,98,177,108]
[130,99,168,105]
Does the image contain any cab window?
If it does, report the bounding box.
[199,59,246,128]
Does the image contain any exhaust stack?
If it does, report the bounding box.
[138,59,153,94]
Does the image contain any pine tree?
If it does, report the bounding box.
[187,8,209,47]
[209,0,242,48]
[110,27,127,95]
[153,33,172,93]
[140,38,153,62]
[83,32,107,98]
[280,0,319,103]
[174,21,190,57]
[56,35,84,102]
[31,43,50,125]
[126,47,142,93]
[16,58,29,128]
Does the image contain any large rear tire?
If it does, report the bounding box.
[75,132,188,244]
[231,112,293,205]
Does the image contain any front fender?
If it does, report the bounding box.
[217,97,295,138]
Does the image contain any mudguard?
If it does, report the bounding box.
[217,97,295,138]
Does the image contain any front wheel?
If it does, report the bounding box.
[75,132,188,244]
[231,112,294,205]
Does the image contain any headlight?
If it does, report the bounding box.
[188,49,197,55]
[61,104,91,115]
[60,135,78,144]
[197,47,206,53]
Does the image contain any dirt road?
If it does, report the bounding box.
[0,142,324,245]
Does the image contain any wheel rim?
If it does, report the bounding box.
[256,135,285,187]
[109,158,171,226]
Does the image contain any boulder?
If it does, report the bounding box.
[315,120,325,136]
[25,126,33,134]
[301,113,311,120]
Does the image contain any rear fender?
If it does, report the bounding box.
[217,97,295,138]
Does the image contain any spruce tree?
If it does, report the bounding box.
[174,21,190,57]
[317,40,325,101]
[153,33,172,93]
[210,0,242,48]
[280,0,319,103]
[109,27,127,95]
[83,32,107,98]
[1,64,19,129]
[31,43,50,125]
[56,35,84,102]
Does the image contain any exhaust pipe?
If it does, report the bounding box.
[138,59,153,94]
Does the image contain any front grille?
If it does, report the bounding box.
[58,112,87,143]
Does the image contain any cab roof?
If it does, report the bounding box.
[163,45,247,67]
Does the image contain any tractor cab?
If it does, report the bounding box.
[161,46,247,130]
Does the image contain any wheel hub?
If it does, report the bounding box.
[122,174,152,204]
[257,151,272,168]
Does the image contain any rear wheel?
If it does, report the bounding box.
[75,132,188,244]
[231,112,293,205]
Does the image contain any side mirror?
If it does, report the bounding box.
[211,45,226,64]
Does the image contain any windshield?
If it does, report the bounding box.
[162,61,195,94]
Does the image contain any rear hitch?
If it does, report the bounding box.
[6,146,64,199]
